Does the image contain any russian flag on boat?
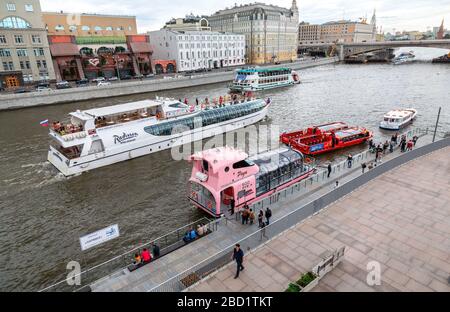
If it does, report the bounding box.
[40,119,49,127]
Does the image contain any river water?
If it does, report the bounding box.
[0,48,449,291]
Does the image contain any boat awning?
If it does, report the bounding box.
[129,42,153,54]
[335,129,362,139]
[83,100,160,118]
[50,43,80,57]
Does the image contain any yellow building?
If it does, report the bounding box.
[42,11,137,37]
[208,1,299,64]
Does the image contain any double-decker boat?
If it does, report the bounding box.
[187,146,315,217]
[280,122,373,156]
[47,97,270,176]
[229,67,300,92]
[379,109,417,130]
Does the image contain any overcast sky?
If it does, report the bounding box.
[40,0,450,33]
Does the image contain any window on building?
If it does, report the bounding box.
[106,26,113,31]
[26,60,30,69]
[0,35,6,44]
[33,48,44,56]
[180,52,183,60]
[25,4,34,12]
[36,60,41,69]
[117,26,124,31]
[3,61,14,70]
[81,25,90,31]
[94,26,103,31]
[128,26,132,31]
[69,25,77,32]
[55,25,65,31]
[14,35,24,44]
[1,16,31,29]
[6,3,16,11]
[42,60,47,68]
[17,48,28,57]
[31,35,41,43]
[0,48,12,57]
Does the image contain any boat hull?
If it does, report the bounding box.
[48,105,270,176]
[229,81,298,92]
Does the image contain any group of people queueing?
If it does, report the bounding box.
[183,223,209,244]
[239,204,272,229]
[368,132,419,163]
[132,243,161,266]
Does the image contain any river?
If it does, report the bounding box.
[0,48,449,291]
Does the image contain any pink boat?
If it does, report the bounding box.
[188,146,315,217]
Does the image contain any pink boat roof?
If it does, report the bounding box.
[190,146,248,173]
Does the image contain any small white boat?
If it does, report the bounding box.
[229,67,300,92]
[379,109,417,130]
[392,51,415,65]
[47,97,270,176]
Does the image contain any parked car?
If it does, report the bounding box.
[36,86,52,92]
[97,81,112,87]
[145,73,155,78]
[14,87,29,94]
[91,77,106,83]
[76,78,89,87]
[56,81,71,89]
[120,74,132,80]
[108,76,118,81]
[134,74,144,80]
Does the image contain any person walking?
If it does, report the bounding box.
[361,162,367,174]
[327,163,332,178]
[401,139,407,153]
[232,244,244,279]
[412,135,418,146]
[258,210,264,228]
[249,209,255,225]
[195,98,199,106]
[347,154,353,168]
[241,208,248,225]
[229,198,235,216]
[389,141,394,153]
[265,207,272,225]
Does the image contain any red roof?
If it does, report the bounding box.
[50,43,80,57]
[129,42,152,53]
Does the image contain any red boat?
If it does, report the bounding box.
[280,122,373,155]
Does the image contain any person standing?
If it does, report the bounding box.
[265,207,272,225]
[258,210,264,228]
[249,209,255,225]
[195,98,199,106]
[389,141,394,153]
[232,244,244,279]
[241,208,249,225]
[152,243,160,258]
[347,154,353,168]
[327,163,332,178]
[361,162,367,174]
[412,135,418,146]
[230,198,235,216]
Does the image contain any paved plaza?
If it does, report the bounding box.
[189,147,450,292]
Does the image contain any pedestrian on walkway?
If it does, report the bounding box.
[412,135,418,146]
[361,162,367,173]
[394,133,399,145]
[407,140,414,151]
[241,208,249,225]
[327,163,332,178]
[260,221,268,240]
[334,181,339,189]
[195,98,199,106]
[230,198,235,215]
[383,141,389,154]
[232,244,244,279]
[265,207,272,225]
[389,141,394,153]
[249,209,255,225]
[258,210,264,227]
[347,154,353,168]
[400,139,407,153]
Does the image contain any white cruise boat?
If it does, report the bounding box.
[229,67,300,92]
[47,97,270,176]
[379,109,417,130]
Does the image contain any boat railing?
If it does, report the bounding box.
[38,216,216,292]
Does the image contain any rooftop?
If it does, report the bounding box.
[42,11,135,19]
[190,146,248,173]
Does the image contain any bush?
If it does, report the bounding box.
[296,272,316,287]
[285,283,300,292]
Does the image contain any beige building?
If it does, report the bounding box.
[0,0,55,87]
[42,11,137,37]
[299,11,377,45]
[208,1,299,64]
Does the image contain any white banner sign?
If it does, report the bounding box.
[79,224,120,251]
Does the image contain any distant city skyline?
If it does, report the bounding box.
[40,0,450,33]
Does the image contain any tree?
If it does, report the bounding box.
[444,34,450,39]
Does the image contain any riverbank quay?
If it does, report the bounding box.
[189,143,450,292]
[0,57,338,111]
[66,129,447,292]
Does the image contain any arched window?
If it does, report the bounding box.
[0,16,31,29]
[81,25,90,31]
[69,25,77,32]
[55,25,65,31]
[94,26,103,31]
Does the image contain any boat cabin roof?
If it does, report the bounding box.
[384,109,414,118]
[334,128,364,139]
[237,67,291,74]
[316,122,348,132]
[190,146,248,173]
[69,98,181,120]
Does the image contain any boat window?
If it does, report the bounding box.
[190,182,216,214]
[169,103,188,109]
[202,160,209,172]
[232,160,253,169]
[88,140,105,154]
[51,141,83,159]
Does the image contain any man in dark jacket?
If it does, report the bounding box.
[232,244,244,279]
[327,163,332,178]
[265,208,272,225]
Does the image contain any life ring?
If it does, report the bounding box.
[156,112,161,119]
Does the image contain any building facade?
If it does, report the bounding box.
[164,14,211,32]
[149,28,245,72]
[208,1,299,64]
[0,0,55,88]
[48,34,152,81]
[42,12,137,37]
[299,11,377,45]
